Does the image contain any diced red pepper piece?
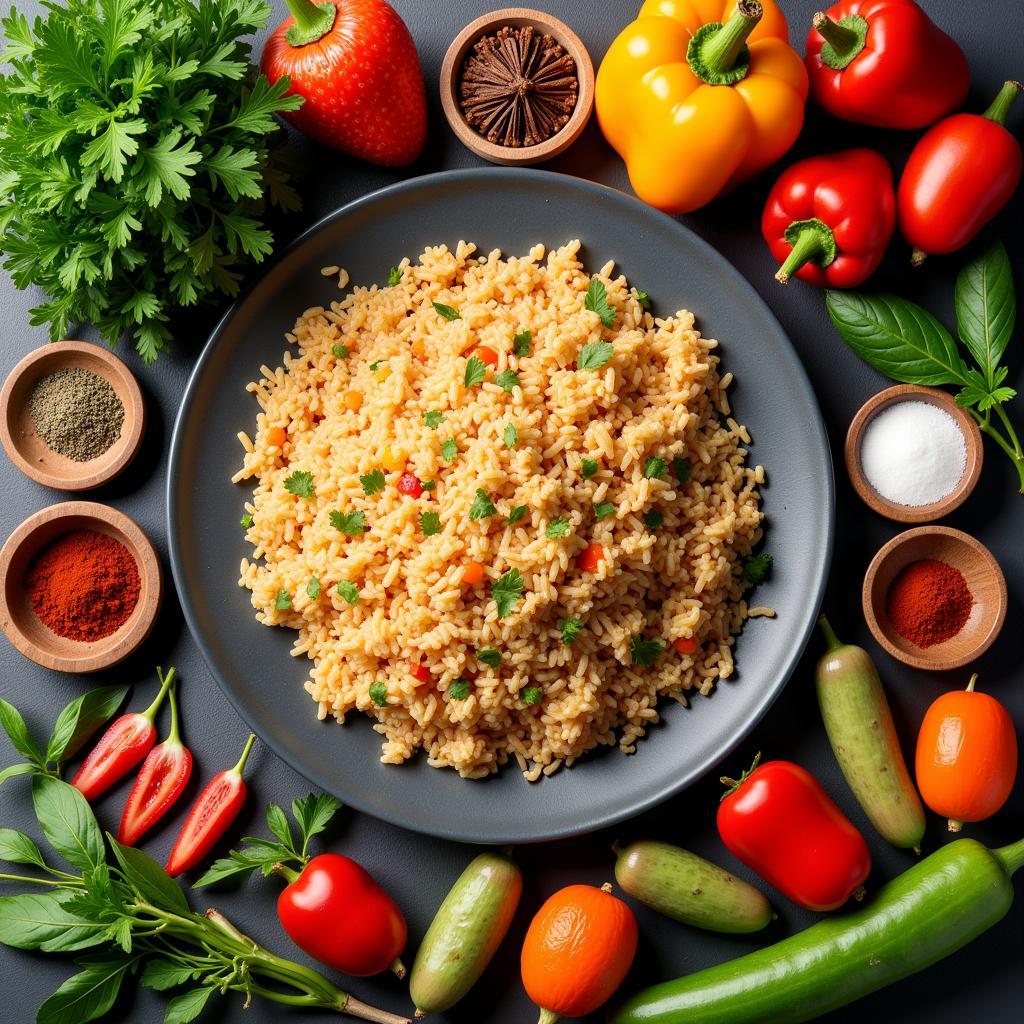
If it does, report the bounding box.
[475,346,499,368]
[397,472,424,498]
[674,636,699,656]
[577,543,606,573]
[408,662,430,683]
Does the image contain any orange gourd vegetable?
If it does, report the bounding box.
[521,883,638,1024]
[596,0,808,214]
[915,673,1018,833]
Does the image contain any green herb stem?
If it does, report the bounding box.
[0,871,79,888]
[992,401,1023,458]
[982,80,1023,126]
[970,410,1024,491]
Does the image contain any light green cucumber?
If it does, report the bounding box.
[614,840,772,933]
[816,616,925,851]
[409,851,522,1017]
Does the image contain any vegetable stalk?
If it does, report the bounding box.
[687,0,762,85]
[285,0,338,47]
[812,12,869,70]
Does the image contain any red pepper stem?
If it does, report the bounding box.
[165,675,183,746]
[284,0,337,48]
[719,751,762,800]
[229,733,257,777]
[272,861,301,884]
[982,80,1023,126]
[812,12,868,69]
[776,219,837,283]
[818,615,843,653]
[687,1,762,86]
[142,666,176,722]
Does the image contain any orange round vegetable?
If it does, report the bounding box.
[476,345,499,368]
[915,673,1018,833]
[674,636,699,656]
[462,561,485,586]
[521,882,637,1024]
[266,426,287,448]
[343,390,363,411]
[577,543,605,574]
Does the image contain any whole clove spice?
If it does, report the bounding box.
[28,366,125,462]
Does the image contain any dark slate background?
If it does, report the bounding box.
[1,1,1021,1022]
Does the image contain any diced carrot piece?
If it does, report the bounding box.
[476,345,499,368]
[577,543,605,573]
[266,426,287,448]
[343,390,363,411]
[380,446,407,472]
[462,561,485,586]
[674,636,699,656]
[411,338,427,362]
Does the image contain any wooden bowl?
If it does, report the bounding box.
[440,8,595,166]
[0,501,161,672]
[0,341,145,491]
[862,526,1006,671]
[845,384,982,523]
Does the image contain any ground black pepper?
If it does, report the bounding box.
[29,367,124,462]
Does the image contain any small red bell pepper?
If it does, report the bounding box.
[118,673,193,846]
[898,81,1023,266]
[762,148,895,287]
[274,853,407,978]
[805,0,968,130]
[71,667,176,800]
[166,734,256,877]
[717,756,871,912]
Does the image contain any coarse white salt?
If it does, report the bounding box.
[860,400,967,506]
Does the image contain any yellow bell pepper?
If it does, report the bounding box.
[596,0,808,214]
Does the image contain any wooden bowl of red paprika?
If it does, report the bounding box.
[862,526,1006,671]
[0,501,161,673]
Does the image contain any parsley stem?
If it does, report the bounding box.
[992,401,1023,458]
[971,410,1024,492]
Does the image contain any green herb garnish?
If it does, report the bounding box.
[643,457,667,480]
[546,517,570,539]
[504,422,518,447]
[578,341,614,371]
[476,648,502,669]
[368,682,388,706]
[433,302,461,321]
[560,618,581,645]
[635,289,652,311]
[630,635,665,667]
[421,480,436,491]
[495,369,520,393]
[492,568,524,618]
[336,580,359,604]
[469,488,497,520]
[360,469,386,495]
[369,359,383,372]
[284,470,314,498]
[521,686,543,706]
[332,343,349,359]
[514,330,532,356]
[240,512,253,530]
[388,266,402,286]
[424,410,445,429]
[464,355,487,387]
[644,509,664,530]
[741,553,773,585]
[507,505,527,526]
[585,279,616,328]
[329,510,366,536]
[581,458,599,479]
[441,438,459,462]
[594,501,616,520]
[274,589,292,611]
[448,679,471,700]
[673,457,692,483]
[420,511,441,537]
[306,577,321,600]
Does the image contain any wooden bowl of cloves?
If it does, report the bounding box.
[440,8,595,167]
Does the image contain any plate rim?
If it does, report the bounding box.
[167,167,835,843]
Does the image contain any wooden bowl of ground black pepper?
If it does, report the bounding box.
[0,340,145,491]
[441,9,595,166]
[0,501,161,672]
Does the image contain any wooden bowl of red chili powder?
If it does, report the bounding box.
[0,501,160,672]
[862,526,1007,671]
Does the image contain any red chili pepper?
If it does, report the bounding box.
[898,81,1023,266]
[118,674,193,846]
[717,756,871,912]
[165,734,256,877]
[274,853,407,978]
[762,149,895,287]
[805,1,968,130]
[71,667,176,801]
[396,472,423,498]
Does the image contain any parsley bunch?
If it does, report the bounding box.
[0,0,303,362]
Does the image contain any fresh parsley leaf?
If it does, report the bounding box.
[360,469,386,495]
[581,458,599,479]
[329,510,366,536]
[507,505,527,525]
[291,793,344,852]
[284,470,314,498]
[306,576,321,600]
[673,457,692,483]
[336,580,359,604]
[424,410,445,429]
[560,618,581,645]
[441,438,458,462]
[635,289,652,311]
[448,679,471,700]
[644,509,664,530]
[469,488,497,520]
[585,279,616,328]
[630,635,665,667]
[578,341,614,371]
[368,682,388,707]
[388,266,402,286]
[741,553,773,585]
[421,480,436,491]
[476,648,502,669]
[464,355,487,387]
[643,457,667,480]
[420,512,441,536]
[546,517,571,539]
[274,589,292,611]
[514,330,532,356]
[240,512,253,530]
[594,501,616,520]
[369,359,383,372]
[495,369,520,392]
[433,302,461,321]
[332,343,349,359]
[492,568,524,618]
[504,422,518,447]
[521,686,543,706]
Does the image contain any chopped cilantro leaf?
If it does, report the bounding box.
[433,302,461,321]
[546,516,571,539]
[448,678,471,700]
[643,457,667,480]
[594,501,616,520]
[336,580,359,604]
[507,505,527,525]
[360,469,386,495]
[469,488,497,521]
[284,470,314,498]
[514,330,532,356]
[420,511,441,536]
[240,512,253,530]
[673,457,692,483]
[635,289,652,311]
[521,686,543,706]
[424,410,445,429]
[329,510,366,536]
[741,553,773,585]
[581,458,599,479]
[441,438,458,462]
[274,589,292,611]
[644,509,664,529]
[476,648,502,669]
[504,422,518,447]
[306,576,321,600]
[332,343,349,359]
[369,682,388,706]
[421,480,436,491]
[495,369,520,393]
[369,359,383,372]
[464,355,487,387]
[492,568,524,618]
[388,266,402,286]
[578,341,614,371]
[585,279,616,328]
[560,618,581,645]
[630,635,665,667]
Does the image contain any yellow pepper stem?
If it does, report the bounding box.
[687,0,763,86]
[776,218,837,283]
[813,12,869,71]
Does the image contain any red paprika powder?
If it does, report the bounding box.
[886,559,972,648]
[26,529,141,641]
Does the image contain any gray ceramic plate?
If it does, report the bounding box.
[168,168,834,844]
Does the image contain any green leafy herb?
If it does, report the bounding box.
[546,516,571,539]
[240,512,253,530]
[0,0,303,362]
[504,422,518,447]
[369,359,383,372]
[560,618,581,645]
[464,355,487,387]
[507,505,528,525]
[388,266,402,286]
[359,469,386,495]
[335,580,359,604]
[741,553,773,585]
[495,369,520,393]
[521,686,543,706]
[635,289,652,311]
[331,343,349,360]
[421,480,436,492]
[368,682,388,707]
[441,438,459,462]
[433,302,461,321]
[581,458,599,479]
[514,330,532,356]
[447,679,471,700]
[643,457,667,480]
[644,509,664,530]
[469,488,497,520]
[585,279,616,328]
[594,501,616,520]
[955,237,1015,388]
[420,511,441,537]
[424,410,445,429]
[284,471,314,499]
[673,457,692,483]
[45,687,129,766]
[274,589,291,611]
[492,568,524,618]
[630,635,665,667]
[476,648,502,669]
[578,341,614,371]
[328,510,365,536]
[306,577,320,601]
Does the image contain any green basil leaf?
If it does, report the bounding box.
[955,236,1016,385]
[0,697,45,766]
[36,953,136,1024]
[0,762,39,787]
[107,836,189,915]
[0,827,47,868]
[47,686,129,764]
[0,891,106,952]
[164,985,216,1024]
[32,775,105,874]
[291,793,343,850]
[825,290,971,387]
[140,959,197,991]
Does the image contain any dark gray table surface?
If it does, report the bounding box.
[1,2,1021,1022]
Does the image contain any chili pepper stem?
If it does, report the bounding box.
[142,666,176,721]
[813,12,869,71]
[982,80,1023,126]
[284,0,337,48]
[165,674,183,746]
[687,1,762,86]
[230,732,257,777]
[818,615,842,652]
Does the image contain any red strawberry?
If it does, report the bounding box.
[261,0,427,167]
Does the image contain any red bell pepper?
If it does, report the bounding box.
[71,667,175,800]
[805,0,968,130]
[898,81,1023,265]
[118,673,193,846]
[717,756,871,912]
[762,148,895,287]
[274,853,408,978]
[166,734,256,877]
